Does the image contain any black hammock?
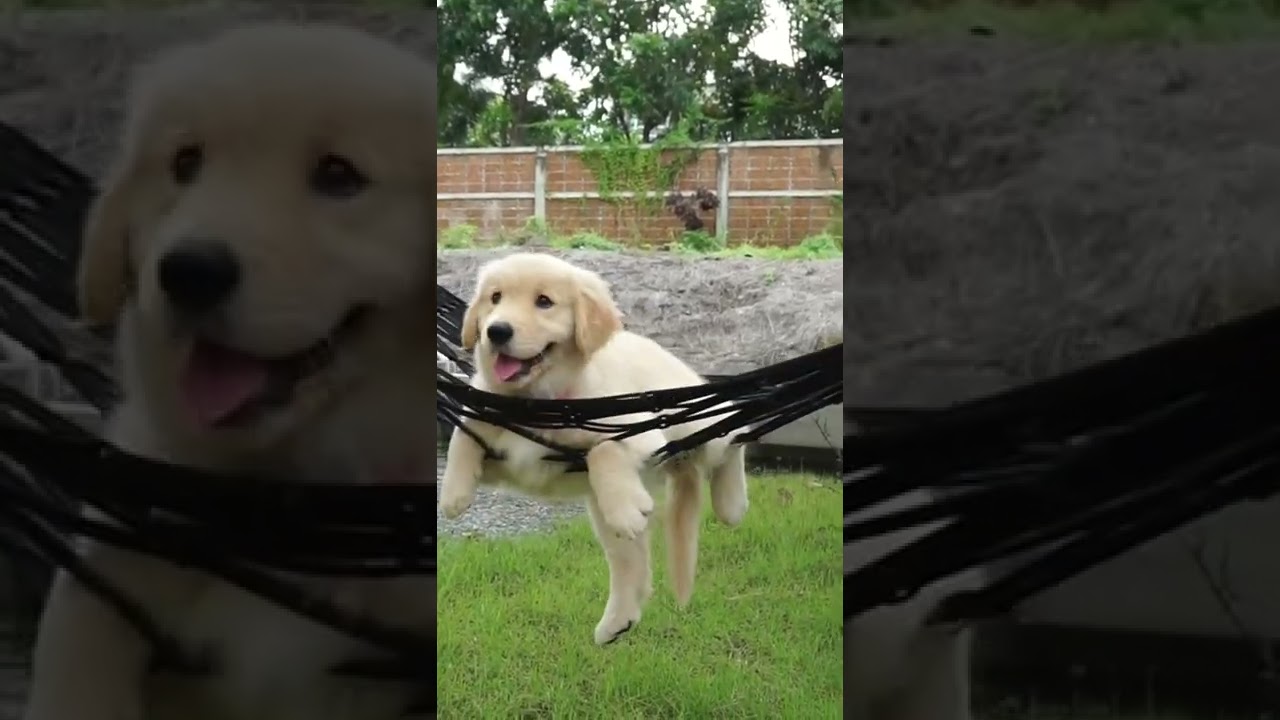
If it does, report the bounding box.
[843,295,1280,625]
[0,120,841,701]
[435,300,839,469]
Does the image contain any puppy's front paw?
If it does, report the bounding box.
[594,603,642,646]
[438,482,476,520]
[598,485,654,540]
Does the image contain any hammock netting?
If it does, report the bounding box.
[844,301,1280,624]
[435,294,840,468]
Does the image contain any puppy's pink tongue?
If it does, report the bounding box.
[180,342,269,427]
[493,354,524,382]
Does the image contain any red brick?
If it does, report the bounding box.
[436,142,842,247]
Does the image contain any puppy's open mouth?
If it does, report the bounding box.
[493,344,553,383]
[179,307,371,428]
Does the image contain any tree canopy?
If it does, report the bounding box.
[438,0,842,147]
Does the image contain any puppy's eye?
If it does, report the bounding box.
[310,154,368,198]
[490,291,501,304]
[535,294,554,309]
[171,144,203,185]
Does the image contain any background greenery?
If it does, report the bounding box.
[439,0,842,147]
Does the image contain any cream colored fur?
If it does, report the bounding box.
[438,252,749,645]
[23,24,437,720]
[845,489,980,720]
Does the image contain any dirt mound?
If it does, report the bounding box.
[438,250,842,375]
[847,37,1280,406]
[0,3,432,175]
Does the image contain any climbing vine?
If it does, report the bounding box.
[579,121,706,241]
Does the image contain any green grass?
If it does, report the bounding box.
[438,222,843,260]
[689,232,843,260]
[437,473,843,719]
[854,0,1280,42]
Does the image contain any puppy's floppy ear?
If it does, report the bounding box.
[460,287,484,351]
[461,262,500,351]
[574,271,623,357]
[76,162,137,328]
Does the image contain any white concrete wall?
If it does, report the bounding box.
[1014,495,1280,639]
[756,404,841,450]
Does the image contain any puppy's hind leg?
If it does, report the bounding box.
[586,495,652,646]
[709,441,748,527]
[664,459,702,607]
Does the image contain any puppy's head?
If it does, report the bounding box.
[79,24,436,444]
[461,253,622,394]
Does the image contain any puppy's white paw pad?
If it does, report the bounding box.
[594,610,642,646]
[438,487,476,520]
[711,481,749,526]
[714,495,749,527]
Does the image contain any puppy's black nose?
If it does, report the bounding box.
[486,321,514,345]
[157,241,241,314]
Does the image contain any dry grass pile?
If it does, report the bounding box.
[439,249,842,375]
[847,37,1280,406]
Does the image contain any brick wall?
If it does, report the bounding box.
[436,140,843,247]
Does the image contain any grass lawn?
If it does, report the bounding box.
[439,225,843,261]
[437,473,842,719]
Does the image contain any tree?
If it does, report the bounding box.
[439,0,843,146]
[555,0,769,142]
[704,0,841,140]
[438,59,493,147]
[438,0,566,146]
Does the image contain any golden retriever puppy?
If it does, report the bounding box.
[23,24,437,720]
[438,252,749,645]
